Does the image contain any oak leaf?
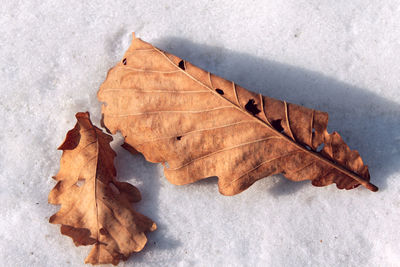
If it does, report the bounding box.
[98,34,378,195]
[49,112,156,265]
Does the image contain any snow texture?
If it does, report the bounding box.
[1,1,400,266]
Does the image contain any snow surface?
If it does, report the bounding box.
[1,0,400,266]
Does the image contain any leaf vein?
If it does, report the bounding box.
[116,66,180,74]
[136,120,258,146]
[284,101,295,141]
[101,88,210,94]
[227,150,304,186]
[106,106,235,117]
[168,136,282,171]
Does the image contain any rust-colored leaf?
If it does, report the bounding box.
[98,34,378,195]
[49,112,156,265]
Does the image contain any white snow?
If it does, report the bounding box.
[1,0,400,266]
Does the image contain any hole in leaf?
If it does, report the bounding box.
[164,162,170,169]
[109,183,120,195]
[99,228,108,235]
[316,143,324,152]
[122,58,127,65]
[75,180,85,187]
[245,99,261,115]
[216,88,224,95]
[312,128,315,133]
[271,119,284,132]
[305,145,311,151]
[178,60,185,70]
[176,136,182,140]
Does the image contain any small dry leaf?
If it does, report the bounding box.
[98,34,377,195]
[49,112,156,265]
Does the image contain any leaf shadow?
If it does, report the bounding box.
[268,175,310,197]
[111,134,181,264]
[152,36,400,196]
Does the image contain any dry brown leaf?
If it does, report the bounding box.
[98,34,378,195]
[49,112,156,265]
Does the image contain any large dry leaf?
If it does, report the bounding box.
[98,34,378,195]
[49,112,156,265]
